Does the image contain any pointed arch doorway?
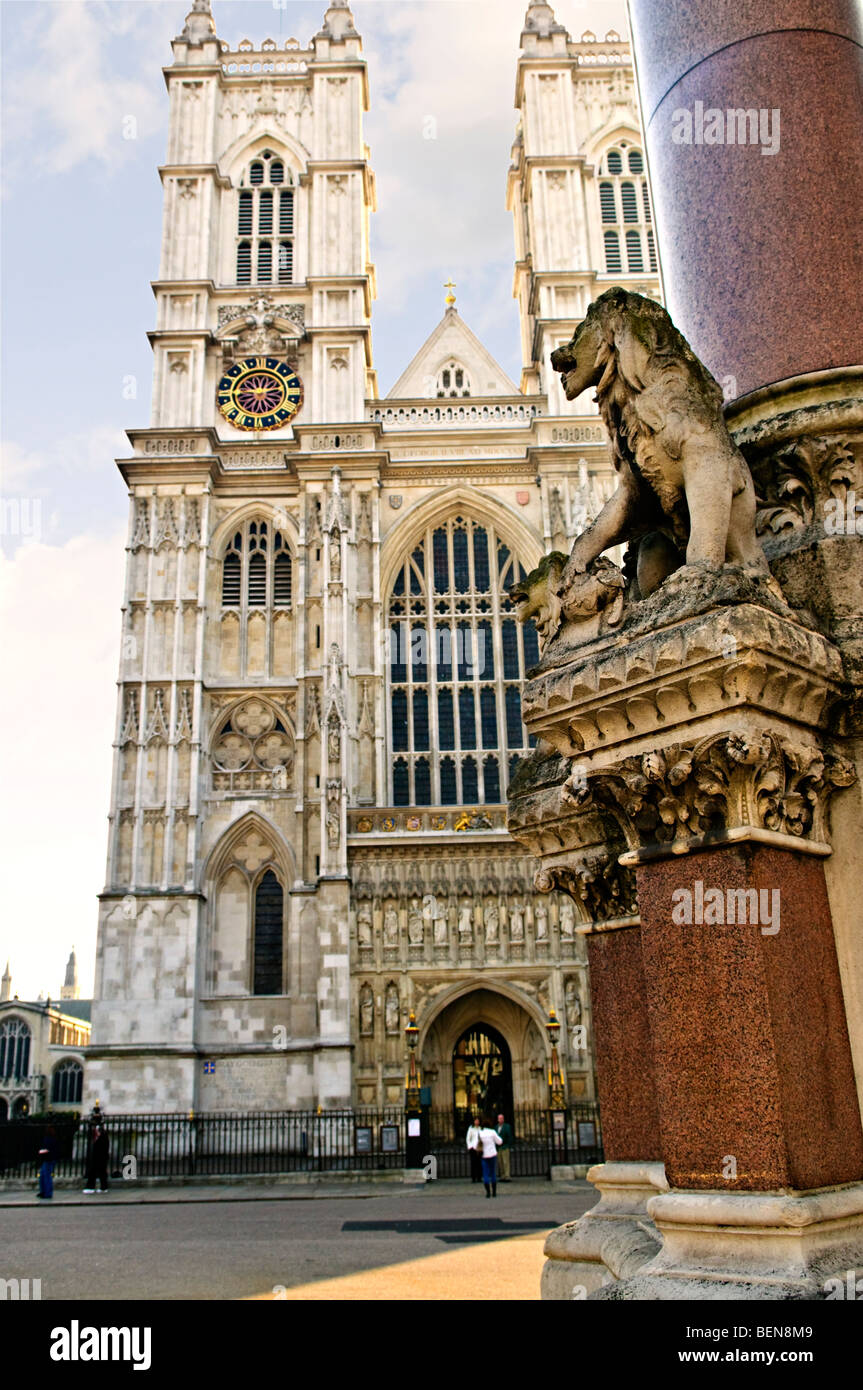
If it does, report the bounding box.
[452,1022,514,1127]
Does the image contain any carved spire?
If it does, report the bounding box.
[61,948,80,1001]
[1,961,10,1003]
[521,1,568,45]
[179,0,216,45]
[317,1,358,41]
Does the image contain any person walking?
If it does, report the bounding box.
[477,1116,502,1198]
[83,1108,110,1194]
[496,1112,514,1182]
[37,1125,58,1200]
[465,1116,482,1183]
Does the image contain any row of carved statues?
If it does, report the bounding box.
[353,894,580,948]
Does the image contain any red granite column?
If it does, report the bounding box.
[627,0,863,397]
[586,925,662,1161]
[635,843,863,1191]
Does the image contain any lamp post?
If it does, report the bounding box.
[545,1008,568,1161]
[404,1010,427,1172]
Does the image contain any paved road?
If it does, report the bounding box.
[2,1181,595,1300]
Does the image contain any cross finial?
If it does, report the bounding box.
[444,279,456,307]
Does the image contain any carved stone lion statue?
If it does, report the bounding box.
[550,287,780,606]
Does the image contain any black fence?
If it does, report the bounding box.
[428,1104,603,1179]
[0,1109,406,1181]
[0,1103,602,1183]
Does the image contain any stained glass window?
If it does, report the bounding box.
[386,516,538,804]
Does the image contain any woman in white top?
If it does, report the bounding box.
[477,1119,503,1198]
[465,1118,482,1183]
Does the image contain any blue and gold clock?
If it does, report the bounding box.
[217,356,303,431]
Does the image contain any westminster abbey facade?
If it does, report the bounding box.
[87,0,660,1116]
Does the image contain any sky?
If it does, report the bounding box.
[0,0,629,1001]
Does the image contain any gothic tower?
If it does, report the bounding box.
[89,0,375,1111]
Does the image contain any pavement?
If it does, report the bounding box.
[0,1179,595,1300]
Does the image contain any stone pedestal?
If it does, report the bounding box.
[509,589,863,1298]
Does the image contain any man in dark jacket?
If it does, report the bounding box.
[37,1126,58,1199]
[83,1106,110,1193]
[496,1113,514,1182]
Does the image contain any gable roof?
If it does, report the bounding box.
[387,307,519,399]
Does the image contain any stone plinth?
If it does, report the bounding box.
[509,591,862,1298]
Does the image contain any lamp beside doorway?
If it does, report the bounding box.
[545,1008,567,1114]
[404,1010,427,1172]
[404,1010,421,1111]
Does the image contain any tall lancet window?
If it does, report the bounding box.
[221,520,293,614]
[253,869,284,994]
[598,145,656,274]
[236,151,294,286]
[386,516,538,807]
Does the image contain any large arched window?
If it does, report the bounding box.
[0,1018,31,1079]
[253,869,284,995]
[51,1059,83,1105]
[598,145,657,274]
[386,516,539,806]
[236,150,294,286]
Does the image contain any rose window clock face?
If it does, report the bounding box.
[217,357,304,431]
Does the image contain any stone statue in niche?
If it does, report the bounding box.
[359,983,374,1035]
[484,902,500,944]
[509,901,525,942]
[384,904,399,945]
[559,897,575,940]
[385,983,399,1034]
[408,897,424,946]
[433,905,448,946]
[330,527,342,581]
[514,289,785,645]
[326,780,340,848]
[534,901,549,941]
[458,902,473,941]
[565,976,582,1026]
[327,716,341,766]
[357,903,372,949]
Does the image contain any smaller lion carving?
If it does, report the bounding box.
[550,288,781,607]
[511,552,625,651]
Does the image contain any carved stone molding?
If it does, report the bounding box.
[522,603,844,760]
[510,731,855,865]
[535,852,638,924]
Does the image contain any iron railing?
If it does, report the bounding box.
[0,1109,406,1181]
[0,1103,602,1182]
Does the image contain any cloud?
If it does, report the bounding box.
[0,526,127,1001]
[3,0,167,181]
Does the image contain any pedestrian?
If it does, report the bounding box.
[83,1108,110,1194]
[465,1115,482,1183]
[477,1115,502,1198]
[37,1125,58,1200]
[496,1112,514,1182]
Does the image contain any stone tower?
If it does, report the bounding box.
[509,5,659,409]
[61,949,79,1002]
[88,1,658,1118]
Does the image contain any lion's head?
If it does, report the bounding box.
[550,287,723,411]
